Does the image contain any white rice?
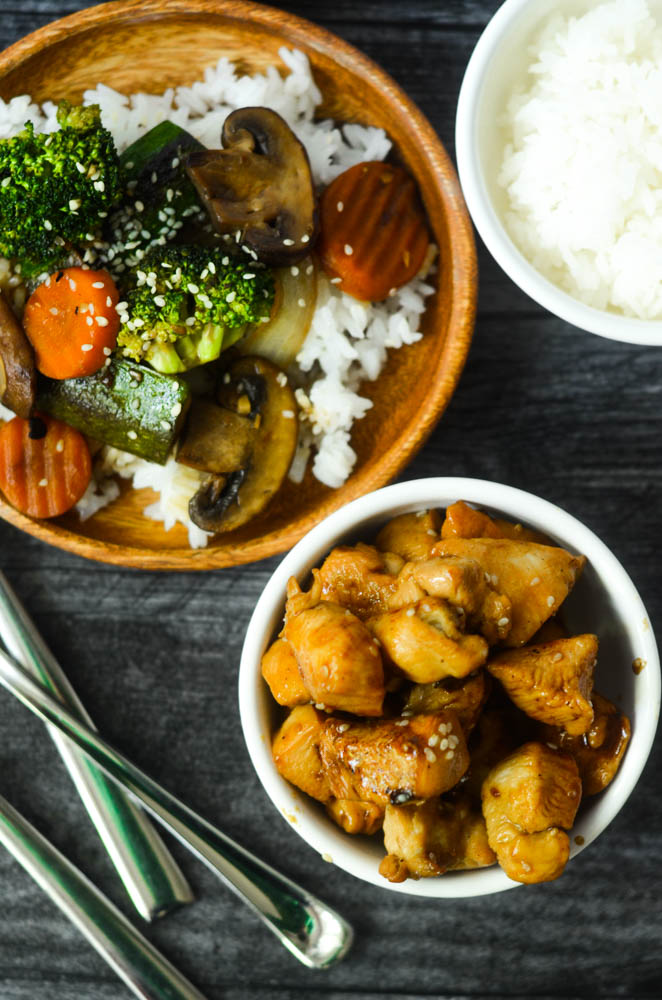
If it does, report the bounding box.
[0,49,433,544]
[498,0,662,318]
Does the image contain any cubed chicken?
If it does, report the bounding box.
[316,543,403,618]
[481,742,582,884]
[375,509,442,562]
[488,634,597,735]
[403,670,490,735]
[441,500,550,544]
[399,556,513,644]
[319,712,469,808]
[367,598,488,683]
[326,798,384,836]
[261,638,309,707]
[379,793,496,881]
[432,537,585,646]
[284,601,385,716]
[540,692,631,795]
[272,705,332,802]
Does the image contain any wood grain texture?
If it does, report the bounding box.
[0,0,477,568]
[0,2,660,999]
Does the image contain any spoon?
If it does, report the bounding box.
[0,647,353,969]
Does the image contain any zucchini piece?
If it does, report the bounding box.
[105,122,206,271]
[36,359,190,465]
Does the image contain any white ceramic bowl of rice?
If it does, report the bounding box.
[456,0,662,345]
[0,0,476,568]
[239,477,660,897]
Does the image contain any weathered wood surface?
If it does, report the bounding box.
[0,1,661,998]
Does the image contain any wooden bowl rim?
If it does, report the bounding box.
[0,0,477,570]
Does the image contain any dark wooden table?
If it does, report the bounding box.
[0,1,661,997]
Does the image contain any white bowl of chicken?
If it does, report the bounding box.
[238,478,660,896]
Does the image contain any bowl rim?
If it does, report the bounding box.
[455,0,662,347]
[238,476,661,898]
[0,0,477,569]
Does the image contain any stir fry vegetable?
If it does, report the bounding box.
[23,267,120,379]
[0,414,91,517]
[0,102,122,277]
[117,245,275,373]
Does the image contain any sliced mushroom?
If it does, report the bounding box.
[185,107,318,266]
[184,356,298,533]
[0,289,36,418]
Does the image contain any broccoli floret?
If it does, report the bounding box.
[117,245,275,373]
[0,101,123,276]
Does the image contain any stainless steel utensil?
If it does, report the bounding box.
[0,647,353,969]
[0,791,208,1000]
[0,571,192,921]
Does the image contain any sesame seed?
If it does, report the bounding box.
[438,722,448,734]
[103,347,112,356]
[49,307,59,316]
[330,277,342,284]
[151,172,158,184]
[291,266,300,276]
[337,201,344,212]
[406,607,416,617]
[93,180,105,192]
[81,344,93,352]
[185,316,196,327]
[55,439,64,453]
[428,734,439,747]
[422,603,431,613]
[448,734,459,749]
[44,220,52,231]
[106,296,113,308]
[154,295,166,307]
[395,719,409,727]
[86,316,93,326]
[497,616,510,627]
[445,750,454,760]
[160,420,171,431]
[282,409,295,419]
[243,273,255,280]
[276,372,288,387]
[127,430,138,441]
[187,283,199,294]
[282,238,295,246]
[424,748,436,763]
[401,710,412,717]
[166,189,174,202]
[337,723,349,733]
[547,595,555,607]
[344,244,353,255]
[135,200,144,213]
[439,738,449,750]
[553,651,563,662]
[222,257,230,266]
[297,298,306,307]
[92,281,105,289]
[427,529,436,536]
[38,478,48,487]
[75,161,86,173]
[96,316,109,327]
[530,576,540,586]
[226,291,236,303]
[171,402,182,417]
[301,234,310,243]
[69,199,81,211]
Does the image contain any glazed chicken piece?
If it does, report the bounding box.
[326,798,384,836]
[441,500,550,544]
[403,671,490,735]
[398,556,513,645]
[272,705,332,802]
[375,509,441,562]
[432,537,585,646]
[540,692,631,795]
[481,742,581,884]
[367,597,488,683]
[284,597,385,716]
[379,792,496,882]
[261,638,309,707]
[488,634,597,735]
[316,543,404,618]
[319,711,469,808]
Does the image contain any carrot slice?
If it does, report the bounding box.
[23,267,120,380]
[318,162,430,302]
[0,414,91,518]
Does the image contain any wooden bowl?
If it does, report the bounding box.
[0,0,477,569]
